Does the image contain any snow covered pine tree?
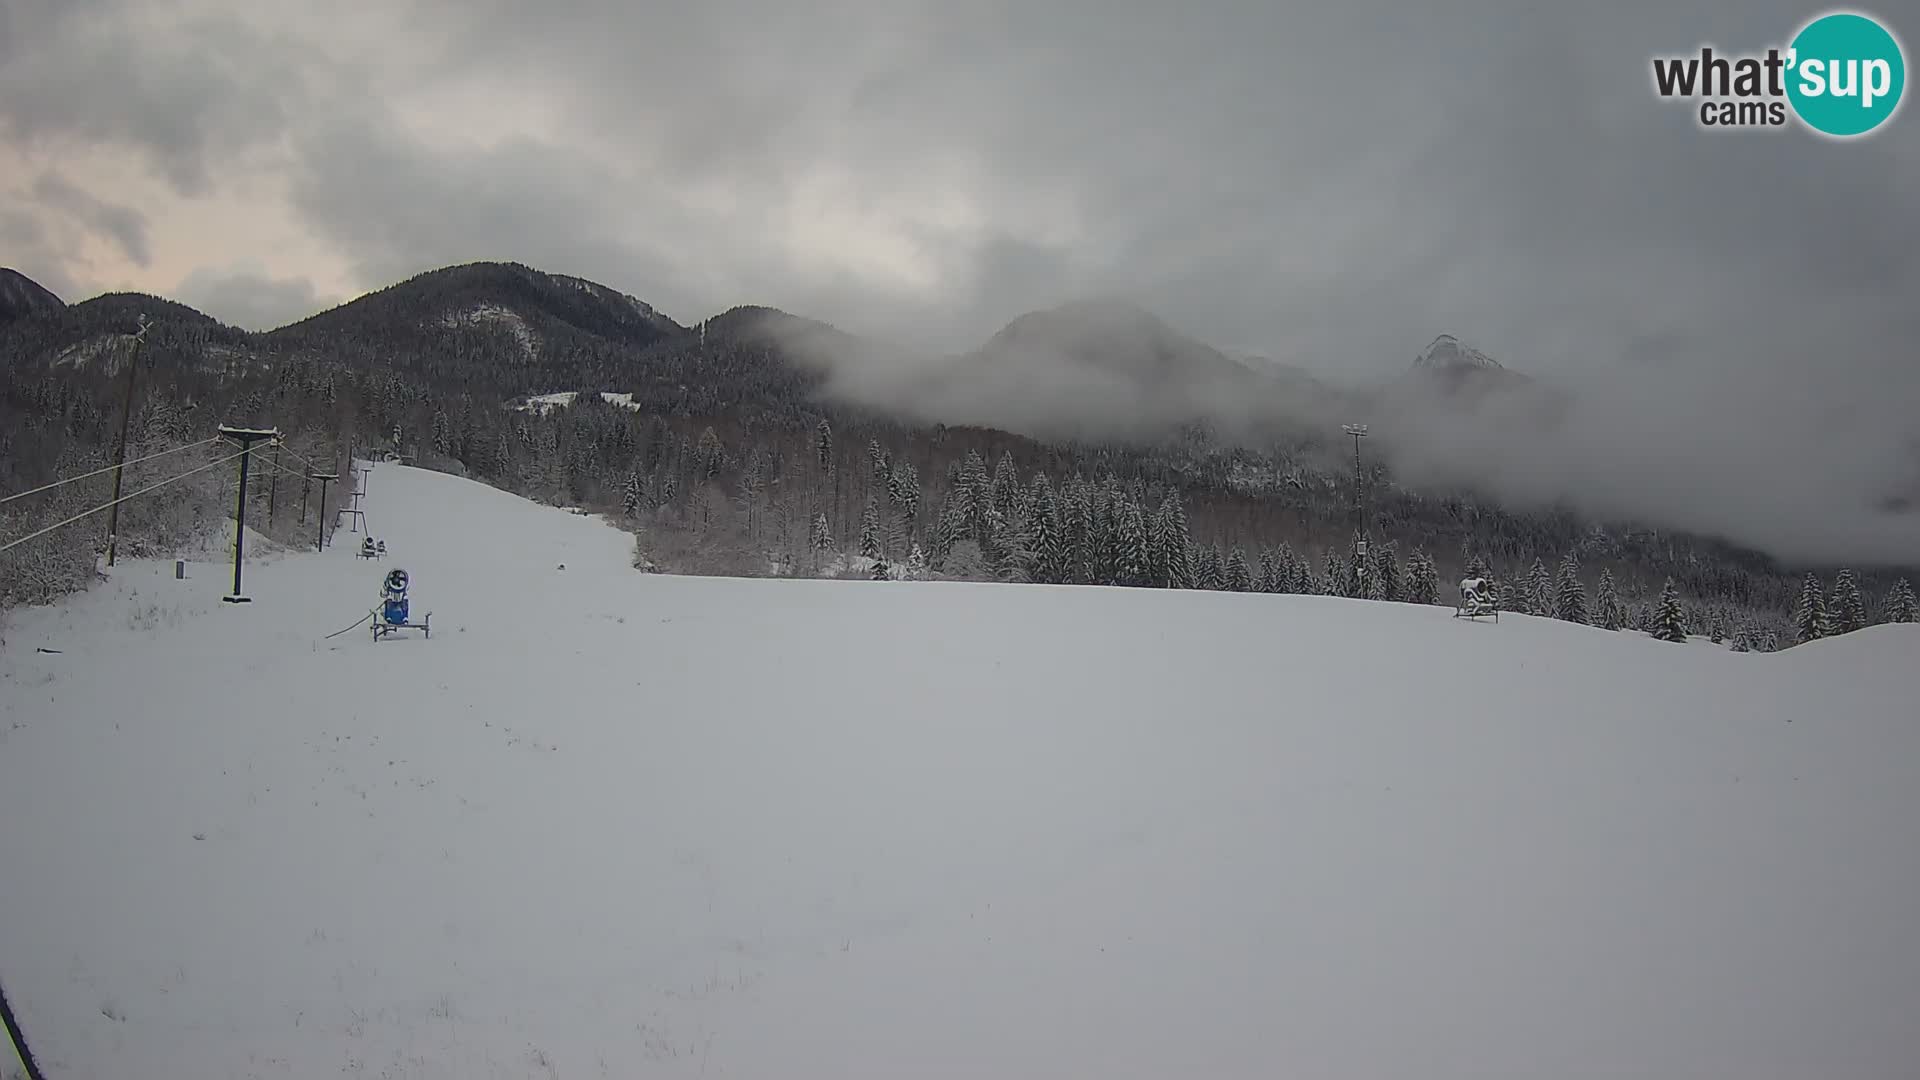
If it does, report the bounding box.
[1885,578,1917,623]
[1554,553,1588,624]
[1652,580,1689,643]
[1828,569,1866,635]
[1795,573,1828,643]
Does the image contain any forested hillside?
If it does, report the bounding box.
[3,262,1913,649]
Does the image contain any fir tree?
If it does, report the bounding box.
[1113,497,1149,587]
[1152,492,1191,589]
[1284,543,1309,593]
[1885,578,1917,623]
[1795,572,1827,643]
[493,433,513,478]
[889,460,921,541]
[1321,548,1344,596]
[1828,569,1866,635]
[1499,581,1521,613]
[859,497,883,561]
[985,508,1025,582]
[1225,548,1252,592]
[1085,485,1114,584]
[1652,579,1689,643]
[1061,479,1093,584]
[1554,552,1589,624]
[1524,558,1552,615]
[1594,569,1623,630]
[1368,543,1399,601]
[814,419,833,473]
[1764,628,1780,651]
[870,555,891,581]
[1407,550,1440,605]
[622,471,642,517]
[1730,625,1752,652]
[1297,559,1323,596]
[1194,544,1225,590]
[809,512,832,569]
[989,452,1020,523]
[867,438,890,493]
[906,542,927,580]
[930,501,966,571]
[695,426,724,478]
[1256,548,1280,593]
[1029,479,1067,584]
[1464,553,1492,581]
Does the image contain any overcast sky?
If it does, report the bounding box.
[2,0,1917,562]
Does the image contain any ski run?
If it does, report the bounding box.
[2,462,1916,1080]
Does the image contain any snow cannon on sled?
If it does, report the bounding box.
[372,567,432,641]
[1454,576,1500,622]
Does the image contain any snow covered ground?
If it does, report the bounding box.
[2,463,1916,1080]
[513,391,643,415]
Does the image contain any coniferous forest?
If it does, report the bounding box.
[3,261,1914,651]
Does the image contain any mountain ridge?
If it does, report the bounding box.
[0,267,67,323]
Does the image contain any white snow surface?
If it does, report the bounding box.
[2,463,1917,1079]
[514,391,642,415]
[440,304,538,361]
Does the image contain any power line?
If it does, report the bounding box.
[271,440,327,476]
[249,451,311,484]
[0,436,223,506]
[0,446,252,557]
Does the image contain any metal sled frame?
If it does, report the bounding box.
[1453,603,1500,622]
[372,611,432,641]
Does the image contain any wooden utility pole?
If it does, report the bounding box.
[218,427,279,603]
[267,443,281,523]
[314,472,338,551]
[103,315,151,567]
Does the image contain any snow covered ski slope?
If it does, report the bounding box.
[2,463,1917,1080]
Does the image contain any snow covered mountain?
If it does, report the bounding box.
[1413,333,1504,373]
[2,462,1915,1079]
[0,267,65,323]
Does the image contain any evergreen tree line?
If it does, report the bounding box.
[4,292,1915,654]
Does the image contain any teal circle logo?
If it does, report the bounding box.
[1787,12,1906,137]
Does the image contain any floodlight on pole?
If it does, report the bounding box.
[1343,424,1369,563]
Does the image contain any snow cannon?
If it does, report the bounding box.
[381,567,410,625]
[1455,575,1499,622]
[371,566,431,640]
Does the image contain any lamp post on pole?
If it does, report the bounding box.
[1343,423,1370,588]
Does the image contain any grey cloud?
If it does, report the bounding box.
[283,114,706,323]
[0,3,309,196]
[0,208,82,301]
[32,171,151,266]
[174,263,334,331]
